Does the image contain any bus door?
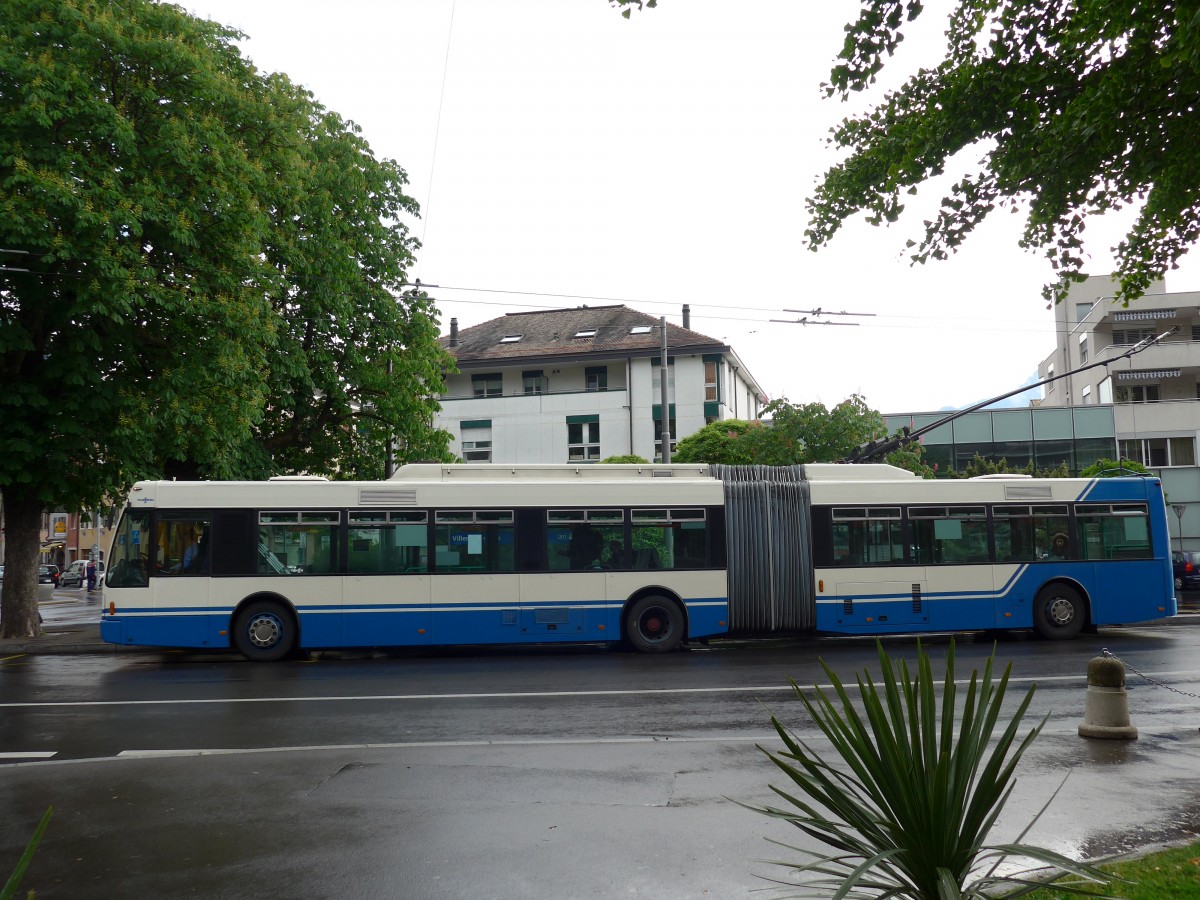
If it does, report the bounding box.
[521,512,616,642]
[151,512,214,646]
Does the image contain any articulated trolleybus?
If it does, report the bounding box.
[101,463,1176,660]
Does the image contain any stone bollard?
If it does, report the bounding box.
[1078,654,1138,740]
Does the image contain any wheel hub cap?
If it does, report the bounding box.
[248,614,282,648]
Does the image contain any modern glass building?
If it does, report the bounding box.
[884,406,1117,476]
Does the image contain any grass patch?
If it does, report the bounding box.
[1024,841,1200,899]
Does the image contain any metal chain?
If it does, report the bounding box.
[1102,647,1200,700]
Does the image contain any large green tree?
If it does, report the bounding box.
[0,0,451,638]
[807,0,1200,304]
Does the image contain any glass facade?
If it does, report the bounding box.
[884,407,1118,477]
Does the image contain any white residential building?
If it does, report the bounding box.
[434,305,765,464]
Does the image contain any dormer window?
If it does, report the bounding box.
[499,334,523,343]
[630,325,653,335]
[574,328,597,339]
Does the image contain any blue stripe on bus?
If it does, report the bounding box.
[101,596,730,650]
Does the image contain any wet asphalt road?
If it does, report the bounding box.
[2,627,1199,899]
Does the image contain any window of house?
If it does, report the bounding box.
[471,373,502,398]
[522,370,547,395]
[630,325,653,335]
[499,334,523,343]
[651,358,674,394]
[586,366,608,392]
[704,360,719,402]
[1046,364,1054,392]
[1081,385,1092,405]
[1123,437,1196,467]
[1114,327,1156,346]
[1076,302,1094,322]
[567,418,600,461]
[1170,437,1196,467]
[1115,384,1159,404]
[573,328,597,339]
[1078,335,1089,363]
[461,420,492,462]
[653,417,677,462]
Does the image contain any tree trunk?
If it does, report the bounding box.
[0,489,44,639]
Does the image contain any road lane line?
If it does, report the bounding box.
[2,671,1197,710]
[0,751,57,759]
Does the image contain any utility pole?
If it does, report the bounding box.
[659,316,671,463]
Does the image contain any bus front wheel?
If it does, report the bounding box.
[233,600,296,662]
[1033,584,1085,640]
[624,595,684,653]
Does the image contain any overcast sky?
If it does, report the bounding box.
[182,0,1200,414]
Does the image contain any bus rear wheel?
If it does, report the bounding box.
[1033,584,1085,640]
[624,595,684,653]
[233,600,296,662]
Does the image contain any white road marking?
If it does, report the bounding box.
[0,751,57,759]
[1,671,1198,710]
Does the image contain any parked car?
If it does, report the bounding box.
[38,564,61,586]
[1174,551,1200,591]
[60,560,86,587]
[60,560,104,588]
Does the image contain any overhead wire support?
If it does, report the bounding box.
[772,306,876,327]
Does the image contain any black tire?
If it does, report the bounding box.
[624,595,684,653]
[1175,575,1184,591]
[233,600,297,662]
[1033,583,1086,640]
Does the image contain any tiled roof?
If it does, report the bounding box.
[441,305,728,366]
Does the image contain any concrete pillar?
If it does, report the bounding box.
[1078,655,1138,740]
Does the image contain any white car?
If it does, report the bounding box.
[60,559,104,588]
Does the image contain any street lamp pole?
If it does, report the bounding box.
[1174,504,1186,554]
[659,316,671,463]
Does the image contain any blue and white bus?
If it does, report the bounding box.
[101,463,1176,659]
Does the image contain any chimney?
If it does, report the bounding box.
[449,318,459,348]
[682,304,691,329]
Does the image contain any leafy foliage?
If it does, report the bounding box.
[673,420,761,465]
[1,805,51,900]
[809,0,1200,304]
[599,454,651,464]
[744,640,1112,899]
[1078,458,1150,479]
[0,0,451,636]
[673,397,935,475]
[952,454,1070,479]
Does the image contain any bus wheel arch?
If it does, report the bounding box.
[231,594,299,662]
[1033,580,1090,640]
[622,589,687,653]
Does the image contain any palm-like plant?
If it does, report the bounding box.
[745,640,1114,899]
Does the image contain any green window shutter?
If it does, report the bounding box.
[566,414,599,424]
[462,419,492,430]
